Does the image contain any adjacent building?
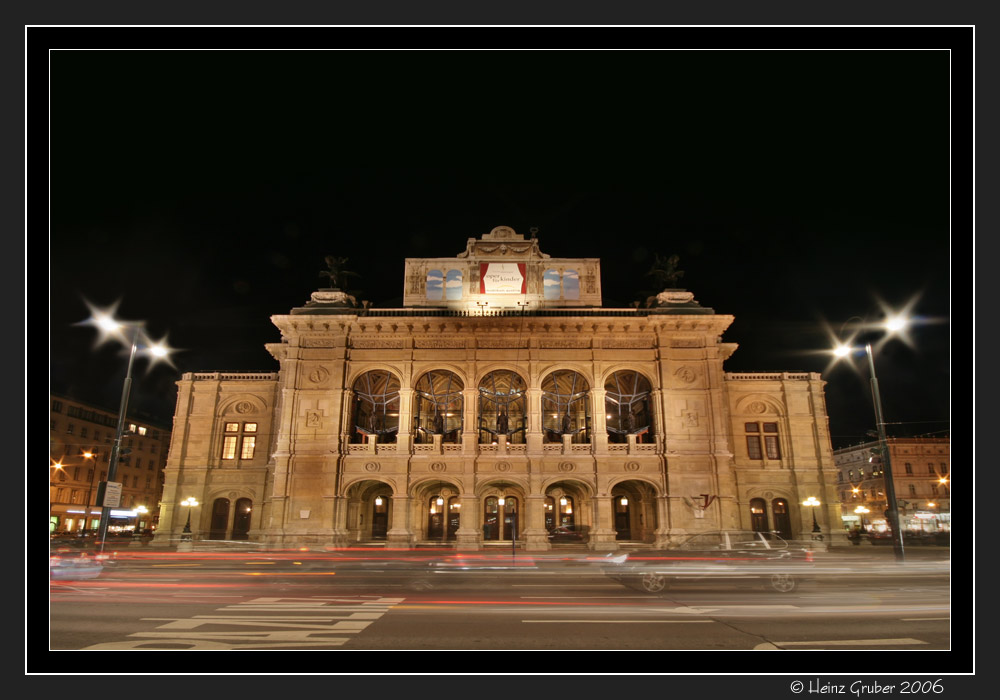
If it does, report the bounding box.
[833,437,951,535]
[154,226,847,549]
[49,394,170,534]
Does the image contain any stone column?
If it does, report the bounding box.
[326,495,350,548]
[454,493,481,551]
[523,494,551,551]
[588,495,618,551]
[654,494,672,548]
[526,388,543,452]
[385,494,413,548]
[462,387,478,454]
[591,388,609,454]
[396,388,414,453]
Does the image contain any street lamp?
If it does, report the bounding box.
[802,496,822,537]
[854,505,870,532]
[77,301,174,554]
[830,311,912,562]
[180,497,200,539]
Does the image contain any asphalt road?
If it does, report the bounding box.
[48,550,951,653]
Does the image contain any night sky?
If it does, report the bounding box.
[46,43,956,450]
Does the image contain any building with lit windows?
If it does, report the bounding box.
[49,395,170,534]
[154,226,846,550]
[833,437,950,536]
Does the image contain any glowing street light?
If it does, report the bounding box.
[180,497,200,540]
[802,496,822,535]
[77,301,175,553]
[828,307,915,562]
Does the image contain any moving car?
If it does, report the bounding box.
[603,530,808,593]
[547,525,589,543]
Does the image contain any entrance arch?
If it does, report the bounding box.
[232,498,252,539]
[772,498,792,539]
[344,479,395,543]
[610,479,659,543]
[209,498,230,540]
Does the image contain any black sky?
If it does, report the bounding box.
[46,41,957,450]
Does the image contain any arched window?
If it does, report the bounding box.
[426,269,443,301]
[414,370,464,443]
[351,370,401,443]
[604,370,654,443]
[477,370,527,444]
[541,370,591,443]
[749,498,768,532]
[445,269,463,301]
[563,269,580,300]
[543,269,561,300]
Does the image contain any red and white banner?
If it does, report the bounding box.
[480,263,526,295]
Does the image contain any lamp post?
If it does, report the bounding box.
[864,343,905,562]
[854,505,870,539]
[95,323,140,554]
[803,496,822,539]
[180,497,200,540]
[830,310,914,562]
[78,302,174,554]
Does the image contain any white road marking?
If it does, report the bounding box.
[753,638,927,649]
[523,619,713,624]
[80,595,405,650]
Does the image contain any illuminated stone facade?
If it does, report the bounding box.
[155,226,845,550]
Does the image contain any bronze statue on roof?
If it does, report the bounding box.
[319,256,360,290]
[647,253,685,290]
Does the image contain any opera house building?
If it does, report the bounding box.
[154,226,845,550]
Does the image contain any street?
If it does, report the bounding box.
[48,547,951,651]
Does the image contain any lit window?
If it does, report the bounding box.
[241,436,256,459]
[222,422,258,461]
[138,426,147,436]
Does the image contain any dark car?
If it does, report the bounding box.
[547,525,589,543]
[604,530,808,593]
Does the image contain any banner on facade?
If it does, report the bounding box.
[480,263,526,295]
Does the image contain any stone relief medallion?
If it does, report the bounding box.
[682,410,699,427]
[308,366,330,384]
[430,462,446,472]
[305,410,322,428]
[558,462,575,472]
[625,462,640,472]
[235,401,254,414]
[764,491,774,500]
[674,366,697,384]
[748,401,767,414]
[364,463,380,472]
[495,462,511,472]
[228,491,238,499]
